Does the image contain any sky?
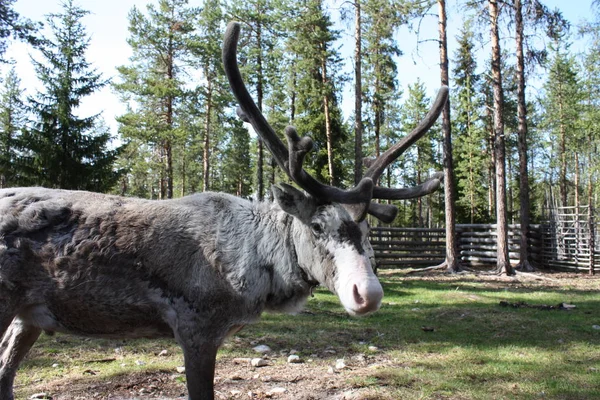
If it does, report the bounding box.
[2,0,597,136]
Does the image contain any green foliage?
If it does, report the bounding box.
[286,0,350,186]
[0,67,25,187]
[24,0,120,191]
[0,0,41,61]
[114,0,203,198]
[361,0,404,175]
[451,20,489,223]
[540,34,584,207]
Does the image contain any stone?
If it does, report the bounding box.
[268,387,287,394]
[335,359,347,370]
[253,344,272,354]
[251,358,268,367]
[287,354,303,364]
[29,394,51,400]
[176,366,186,374]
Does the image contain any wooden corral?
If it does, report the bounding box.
[539,205,598,273]
[370,224,542,269]
[371,216,599,273]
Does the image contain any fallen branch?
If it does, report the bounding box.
[499,301,576,310]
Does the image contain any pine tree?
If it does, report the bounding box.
[0,67,25,187]
[489,0,512,275]
[195,0,228,193]
[436,0,461,271]
[229,0,287,199]
[115,0,201,199]
[286,0,349,186]
[580,3,600,273]
[25,0,119,191]
[362,0,403,171]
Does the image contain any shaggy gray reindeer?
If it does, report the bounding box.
[0,22,448,400]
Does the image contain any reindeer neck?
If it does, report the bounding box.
[248,200,315,313]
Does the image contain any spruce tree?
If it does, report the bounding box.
[0,0,40,60]
[452,20,488,223]
[0,67,25,187]
[400,80,440,228]
[541,33,583,208]
[25,0,119,191]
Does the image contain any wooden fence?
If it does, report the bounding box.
[370,224,541,268]
[370,227,446,267]
[539,205,598,272]
[369,223,600,272]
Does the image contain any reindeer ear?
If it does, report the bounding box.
[272,183,315,221]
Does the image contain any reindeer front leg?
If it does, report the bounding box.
[168,307,222,400]
[181,341,218,400]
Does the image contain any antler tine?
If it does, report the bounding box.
[363,86,449,186]
[284,126,375,204]
[373,172,443,200]
[223,22,374,219]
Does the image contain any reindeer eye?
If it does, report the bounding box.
[311,222,324,235]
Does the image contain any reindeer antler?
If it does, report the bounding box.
[223,22,448,223]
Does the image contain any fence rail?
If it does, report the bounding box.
[370,222,598,273]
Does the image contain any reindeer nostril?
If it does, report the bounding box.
[353,284,365,305]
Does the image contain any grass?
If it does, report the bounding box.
[13,271,600,399]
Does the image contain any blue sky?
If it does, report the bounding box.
[3,0,597,135]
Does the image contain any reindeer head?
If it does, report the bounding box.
[223,22,448,316]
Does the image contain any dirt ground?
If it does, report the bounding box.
[26,352,396,400]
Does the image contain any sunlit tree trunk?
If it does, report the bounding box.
[489,0,513,275]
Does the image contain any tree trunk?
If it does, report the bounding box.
[322,57,334,185]
[354,0,363,185]
[558,82,567,207]
[589,150,595,275]
[256,22,265,201]
[438,0,461,272]
[486,99,496,219]
[515,0,533,271]
[203,77,212,192]
[489,0,513,275]
[165,31,174,199]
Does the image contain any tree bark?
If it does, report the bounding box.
[322,56,334,185]
[354,0,363,185]
[515,0,533,271]
[203,77,212,192]
[438,0,461,272]
[589,147,595,275]
[166,30,174,199]
[489,0,513,275]
[256,21,265,201]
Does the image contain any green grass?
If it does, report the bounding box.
[13,271,600,399]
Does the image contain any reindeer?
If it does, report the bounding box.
[0,22,448,400]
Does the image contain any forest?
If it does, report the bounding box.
[0,0,598,242]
